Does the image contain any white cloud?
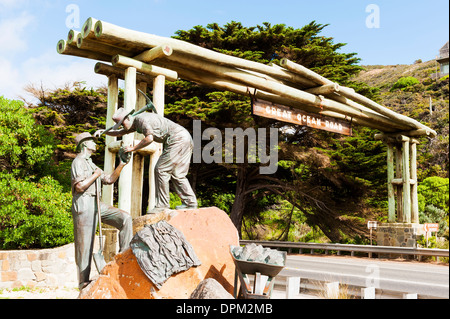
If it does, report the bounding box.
[0,11,34,54]
[1,50,107,102]
[23,50,106,89]
[0,0,26,8]
[0,56,20,98]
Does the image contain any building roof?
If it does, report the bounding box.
[439,41,449,59]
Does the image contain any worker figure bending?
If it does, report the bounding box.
[95,108,198,213]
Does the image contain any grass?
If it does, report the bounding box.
[315,281,355,299]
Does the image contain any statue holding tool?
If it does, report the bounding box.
[71,132,133,290]
[95,91,198,213]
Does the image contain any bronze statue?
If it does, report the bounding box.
[95,106,198,213]
[71,132,133,289]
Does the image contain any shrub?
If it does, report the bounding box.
[418,176,449,213]
[418,177,449,238]
[390,76,420,91]
[0,96,55,179]
[0,97,73,249]
[0,174,73,250]
[419,205,448,237]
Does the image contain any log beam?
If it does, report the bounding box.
[94,62,155,85]
[157,56,409,131]
[93,19,317,87]
[77,34,131,57]
[67,29,80,45]
[81,17,99,40]
[134,45,173,63]
[305,83,340,95]
[112,55,178,82]
[57,39,111,62]
[280,58,436,136]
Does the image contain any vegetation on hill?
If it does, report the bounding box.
[353,60,449,179]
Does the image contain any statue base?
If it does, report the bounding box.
[79,207,239,299]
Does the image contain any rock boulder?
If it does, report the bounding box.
[79,207,239,299]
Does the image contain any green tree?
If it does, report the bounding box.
[26,82,111,190]
[166,21,377,240]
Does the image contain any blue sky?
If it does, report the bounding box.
[0,0,448,102]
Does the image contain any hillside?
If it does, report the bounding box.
[353,60,449,179]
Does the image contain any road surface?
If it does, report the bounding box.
[276,254,448,298]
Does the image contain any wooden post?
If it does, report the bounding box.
[118,67,136,214]
[395,145,403,222]
[102,75,119,263]
[148,75,165,211]
[387,143,396,222]
[400,136,411,223]
[410,139,419,223]
[102,75,118,205]
[130,82,147,217]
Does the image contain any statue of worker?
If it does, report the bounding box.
[71,132,133,290]
[94,108,198,213]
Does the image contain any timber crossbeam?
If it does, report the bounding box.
[57,18,436,138]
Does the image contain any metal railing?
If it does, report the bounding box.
[240,240,449,259]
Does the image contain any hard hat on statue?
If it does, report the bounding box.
[112,108,135,128]
[75,132,96,152]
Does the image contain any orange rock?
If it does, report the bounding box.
[79,207,239,299]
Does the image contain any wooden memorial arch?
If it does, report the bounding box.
[57,18,436,252]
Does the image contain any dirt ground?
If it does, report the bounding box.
[0,287,80,299]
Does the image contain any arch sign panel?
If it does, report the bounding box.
[253,99,352,136]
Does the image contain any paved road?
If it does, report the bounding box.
[278,255,449,298]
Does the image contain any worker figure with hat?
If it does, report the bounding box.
[71,132,133,289]
[94,107,198,213]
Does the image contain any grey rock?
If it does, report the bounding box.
[189,278,234,299]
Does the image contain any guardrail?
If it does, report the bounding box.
[240,240,449,259]
[240,240,449,299]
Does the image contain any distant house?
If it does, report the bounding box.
[437,41,449,76]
